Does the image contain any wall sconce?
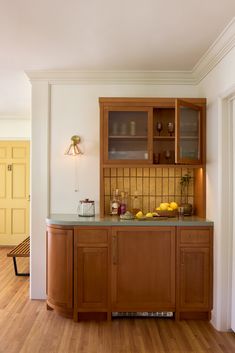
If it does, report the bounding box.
[65,135,83,156]
[65,135,83,192]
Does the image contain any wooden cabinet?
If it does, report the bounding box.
[100,97,206,166]
[74,227,110,320]
[46,223,213,321]
[176,227,213,320]
[46,225,73,317]
[111,227,175,311]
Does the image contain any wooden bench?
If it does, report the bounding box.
[7,237,30,276]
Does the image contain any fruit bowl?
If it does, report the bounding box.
[155,210,177,217]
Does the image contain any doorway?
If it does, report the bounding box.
[0,141,30,246]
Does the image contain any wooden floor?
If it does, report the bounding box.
[1,247,235,353]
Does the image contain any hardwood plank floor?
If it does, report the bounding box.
[1,247,235,353]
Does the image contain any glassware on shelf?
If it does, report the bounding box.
[156,121,163,136]
[129,121,136,136]
[165,150,171,163]
[112,122,118,135]
[120,122,127,135]
[167,122,174,136]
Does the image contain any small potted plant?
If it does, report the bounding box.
[180,173,193,215]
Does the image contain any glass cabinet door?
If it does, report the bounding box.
[104,107,152,163]
[176,100,202,164]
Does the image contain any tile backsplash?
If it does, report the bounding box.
[104,167,194,214]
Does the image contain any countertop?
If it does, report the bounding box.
[46,214,213,227]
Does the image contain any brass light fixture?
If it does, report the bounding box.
[65,135,83,156]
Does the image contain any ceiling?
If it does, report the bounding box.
[0,0,235,117]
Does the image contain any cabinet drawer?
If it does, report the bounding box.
[179,228,211,245]
[75,229,108,244]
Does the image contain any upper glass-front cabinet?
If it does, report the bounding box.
[100,98,205,166]
[176,100,202,164]
[103,107,152,164]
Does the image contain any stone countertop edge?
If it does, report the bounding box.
[46,214,213,227]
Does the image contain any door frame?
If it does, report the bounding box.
[218,85,235,331]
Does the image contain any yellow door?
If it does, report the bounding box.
[0,141,30,245]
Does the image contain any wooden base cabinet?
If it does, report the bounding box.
[46,223,213,321]
[111,227,175,312]
[73,227,110,321]
[176,227,213,320]
[46,225,73,318]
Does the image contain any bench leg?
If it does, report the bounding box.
[13,257,29,276]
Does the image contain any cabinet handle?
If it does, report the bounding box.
[112,235,117,265]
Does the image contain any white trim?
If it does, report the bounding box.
[26,70,195,85]
[216,85,235,331]
[26,17,235,86]
[0,115,31,120]
[194,17,235,83]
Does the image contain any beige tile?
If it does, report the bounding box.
[123,168,129,177]
[149,196,156,212]
[163,168,168,177]
[143,168,149,177]
[169,168,175,177]
[188,196,194,205]
[105,196,111,214]
[175,168,182,177]
[175,178,182,196]
[150,168,155,177]
[123,178,130,192]
[188,180,194,195]
[117,177,124,191]
[143,178,150,196]
[111,168,117,177]
[156,178,162,195]
[142,196,149,214]
[104,168,110,177]
[156,168,163,177]
[130,177,137,195]
[104,178,111,196]
[169,178,175,196]
[117,168,123,177]
[110,178,117,193]
[149,178,156,196]
[130,168,136,177]
[155,196,162,207]
[136,168,143,177]
[163,178,169,196]
[136,178,143,195]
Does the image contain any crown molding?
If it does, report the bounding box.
[193,17,235,83]
[26,17,235,86]
[26,69,195,85]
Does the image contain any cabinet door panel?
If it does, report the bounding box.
[76,247,108,309]
[112,227,175,310]
[103,107,153,164]
[176,99,202,164]
[179,247,210,309]
[47,227,73,310]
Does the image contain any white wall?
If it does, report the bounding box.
[31,82,199,300]
[50,84,199,215]
[198,46,235,331]
[0,118,31,139]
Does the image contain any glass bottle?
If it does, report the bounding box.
[132,191,141,215]
[118,191,127,215]
[110,189,119,215]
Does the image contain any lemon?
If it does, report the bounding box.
[170,202,178,210]
[167,207,173,211]
[160,203,168,211]
[145,212,153,217]
[136,211,144,218]
[156,207,161,211]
